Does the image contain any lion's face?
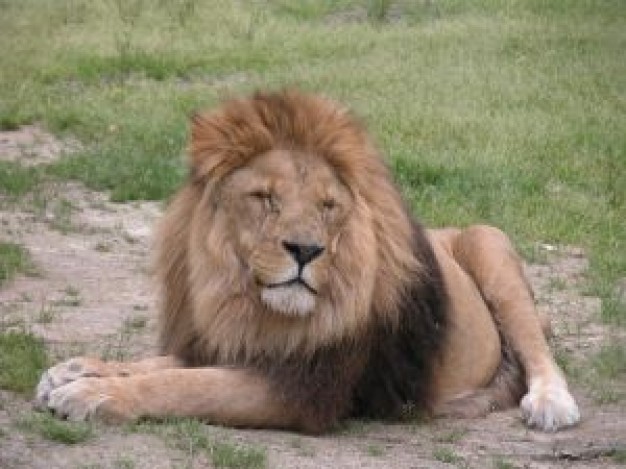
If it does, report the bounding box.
[214,149,354,316]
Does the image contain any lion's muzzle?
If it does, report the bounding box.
[257,242,324,316]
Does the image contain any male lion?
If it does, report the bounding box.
[36,90,580,432]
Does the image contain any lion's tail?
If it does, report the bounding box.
[433,337,526,419]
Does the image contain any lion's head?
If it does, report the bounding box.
[158,90,427,362]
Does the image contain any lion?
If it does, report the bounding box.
[35,90,580,433]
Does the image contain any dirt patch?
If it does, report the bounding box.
[527,247,625,362]
[0,130,624,468]
[0,125,79,166]
[0,181,161,360]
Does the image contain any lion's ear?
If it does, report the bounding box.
[188,111,231,183]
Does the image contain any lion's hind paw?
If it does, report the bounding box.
[520,376,580,432]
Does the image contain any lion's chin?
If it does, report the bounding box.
[261,285,316,317]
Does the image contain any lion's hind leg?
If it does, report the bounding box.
[450,225,580,431]
[434,336,525,419]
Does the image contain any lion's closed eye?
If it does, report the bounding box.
[248,189,271,199]
[322,199,336,210]
[248,190,279,213]
[321,198,341,222]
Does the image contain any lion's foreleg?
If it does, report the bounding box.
[451,225,580,431]
[42,368,299,430]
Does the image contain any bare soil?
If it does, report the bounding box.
[0,128,624,468]
[0,125,80,167]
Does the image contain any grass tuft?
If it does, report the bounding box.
[593,343,626,380]
[0,162,42,197]
[365,444,385,457]
[0,330,48,394]
[211,441,267,469]
[613,448,626,464]
[16,413,94,444]
[433,447,464,464]
[569,341,626,404]
[0,242,35,285]
[493,457,518,469]
[127,417,267,468]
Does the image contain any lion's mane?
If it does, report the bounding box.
[156,90,448,431]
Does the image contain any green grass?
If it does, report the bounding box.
[588,342,626,403]
[113,457,136,469]
[613,448,626,464]
[0,0,623,325]
[0,330,48,394]
[365,444,385,457]
[433,446,465,465]
[0,242,34,285]
[593,343,626,380]
[0,246,46,398]
[0,162,42,197]
[127,417,267,469]
[493,457,518,469]
[122,315,148,332]
[211,441,267,469]
[560,341,626,404]
[127,417,209,450]
[16,413,94,444]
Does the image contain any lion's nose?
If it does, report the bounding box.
[282,241,325,266]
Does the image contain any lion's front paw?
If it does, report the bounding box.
[520,376,580,431]
[35,357,116,410]
[46,377,136,423]
[47,378,110,421]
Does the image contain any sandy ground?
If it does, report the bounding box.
[0,127,624,468]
